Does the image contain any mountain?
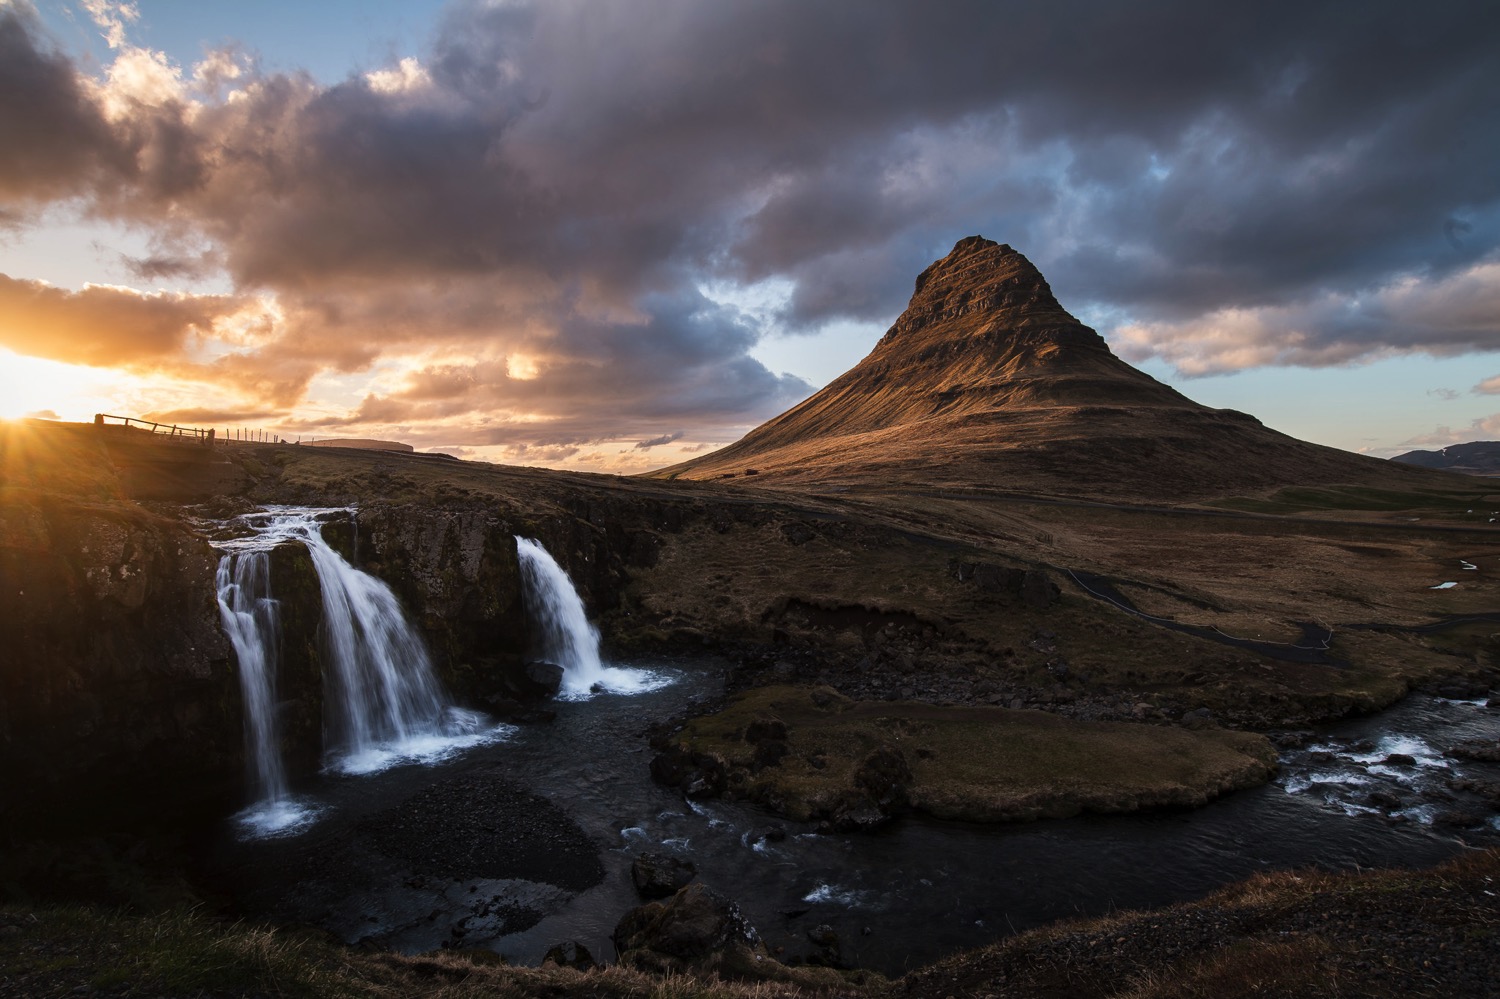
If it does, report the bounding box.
[654,237,1458,501]
[1391,441,1500,476]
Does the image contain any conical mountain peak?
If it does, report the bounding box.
[895,236,1078,340]
[653,236,1406,501]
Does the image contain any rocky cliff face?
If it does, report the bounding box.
[0,475,240,832]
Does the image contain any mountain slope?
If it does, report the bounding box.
[1392,441,1500,476]
[654,237,1465,501]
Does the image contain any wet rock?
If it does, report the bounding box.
[1366,789,1405,810]
[1424,678,1491,700]
[807,923,839,946]
[1271,730,1316,749]
[1432,808,1489,829]
[1449,777,1500,804]
[1445,740,1500,763]
[650,746,728,798]
[806,923,842,966]
[614,883,773,977]
[542,940,596,970]
[521,661,564,698]
[631,852,698,899]
[1383,753,1417,767]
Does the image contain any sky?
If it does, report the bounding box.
[2,0,1499,472]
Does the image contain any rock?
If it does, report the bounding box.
[614,883,773,977]
[1022,570,1060,610]
[542,940,596,970]
[1383,753,1417,767]
[651,746,727,798]
[806,923,842,966]
[631,852,698,899]
[1449,777,1500,804]
[807,923,839,947]
[1366,789,1405,810]
[1446,740,1500,763]
[1181,707,1215,730]
[1432,808,1489,829]
[512,661,563,699]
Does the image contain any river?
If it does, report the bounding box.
[205,656,1499,976]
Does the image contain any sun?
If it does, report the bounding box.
[0,348,122,422]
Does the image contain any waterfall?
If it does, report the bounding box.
[215,550,306,835]
[213,507,505,834]
[514,536,670,699]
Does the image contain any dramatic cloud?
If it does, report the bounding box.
[1113,261,1500,375]
[1,0,1498,463]
[0,273,248,367]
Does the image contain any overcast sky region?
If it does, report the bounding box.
[2,0,1498,471]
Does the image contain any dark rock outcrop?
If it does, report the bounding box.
[631,852,698,899]
[614,883,774,977]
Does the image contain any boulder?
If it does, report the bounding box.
[614,883,774,977]
[631,852,698,899]
[522,661,565,698]
[542,940,596,970]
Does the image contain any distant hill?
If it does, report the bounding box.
[1391,441,1500,476]
[653,237,1464,502]
[302,438,414,453]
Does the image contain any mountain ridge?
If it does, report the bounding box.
[654,237,1466,502]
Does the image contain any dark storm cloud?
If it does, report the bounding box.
[1,0,1498,449]
[0,7,126,204]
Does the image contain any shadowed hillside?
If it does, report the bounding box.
[1393,441,1500,477]
[654,237,1467,502]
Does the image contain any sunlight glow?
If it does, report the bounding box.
[0,349,130,421]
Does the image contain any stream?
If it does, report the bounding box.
[205,659,1499,976]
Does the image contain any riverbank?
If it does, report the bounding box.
[4,847,1496,998]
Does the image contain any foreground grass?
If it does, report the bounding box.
[5,850,1497,999]
[0,903,868,999]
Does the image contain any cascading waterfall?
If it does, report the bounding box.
[214,550,308,835]
[514,536,669,699]
[213,507,505,835]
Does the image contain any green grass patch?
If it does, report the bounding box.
[676,686,1278,823]
[1207,483,1494,517]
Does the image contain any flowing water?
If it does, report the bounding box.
[210,517,1500,973]
[514,535,668,699]
[209,665,1499,975]
[214,550,304,833]
[212,507,510,836]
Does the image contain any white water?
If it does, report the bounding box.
[514,536,670,699]
[215,551,319,837]
[214,507,509,834]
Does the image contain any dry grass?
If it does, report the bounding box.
[0,903,879,999]
[673,685,1277,823]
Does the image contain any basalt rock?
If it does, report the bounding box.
[614,883,774,977]
[631,852,698,899]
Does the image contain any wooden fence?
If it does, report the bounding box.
[94,413,296,445]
